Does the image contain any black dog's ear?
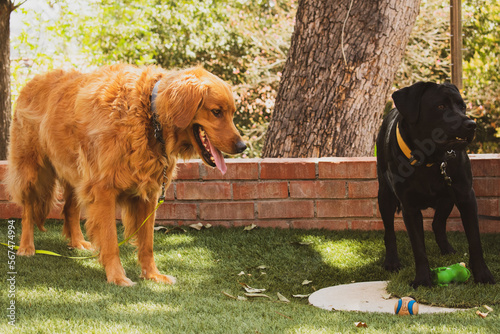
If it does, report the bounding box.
[392,82,435,124]
[443,82,460,93]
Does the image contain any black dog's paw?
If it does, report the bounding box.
[474,269,496,285]
[410,277,433,289]
[439,243,456,255]
[383,258,402,272]
[411,271,433,289]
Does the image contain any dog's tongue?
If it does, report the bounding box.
[207,136,227,175]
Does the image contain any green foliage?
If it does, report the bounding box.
[462,0,500,153]
[394,0,499,153]
[10,0,499,156]
[57,0,296,158]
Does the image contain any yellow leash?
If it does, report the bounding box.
[1,200,164,260]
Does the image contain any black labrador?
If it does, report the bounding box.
[376,82,495,288]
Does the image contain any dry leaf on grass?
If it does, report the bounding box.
[302,280,312,285]
[476,310,488,318]
[292,294,311,298]
[189,223,204,230]
[483,305,494,312]
[153,226,186,233]
[237,271,245,276]
[244,293,271,299]
[244,224,257,231]
[256,265,267,269]
[277,292,290,303]
[222,291,247,301]
[355,322,368,328]
[239,282,266,293]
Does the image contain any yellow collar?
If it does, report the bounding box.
[396,123,434,167]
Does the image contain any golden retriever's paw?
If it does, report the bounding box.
[141,271,177,284]
[17,245,35,256]
[108,275,136,287]
[69,239,92,250]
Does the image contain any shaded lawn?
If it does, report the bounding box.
[0,219,499,333]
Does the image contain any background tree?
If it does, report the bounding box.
[0,0,23,160]
[262,0,421,157]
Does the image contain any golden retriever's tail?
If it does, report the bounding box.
[5,72,67,231]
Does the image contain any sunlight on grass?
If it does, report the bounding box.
[303,236,384,269]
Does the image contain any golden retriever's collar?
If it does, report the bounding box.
[150,80,165,145]
[396,123,434,167]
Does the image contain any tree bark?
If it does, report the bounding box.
[262,0,421,158]
[0,0,14,160]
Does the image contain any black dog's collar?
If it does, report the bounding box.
[396,123,434,167]
[150,80,165,145]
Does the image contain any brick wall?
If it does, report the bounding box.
[1,155,499,232]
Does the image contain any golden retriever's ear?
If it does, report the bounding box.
[162,73,207,129]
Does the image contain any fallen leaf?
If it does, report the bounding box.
[277,292,290,303]
[302,280,312,285]
[483,305,494,312]
[239,282,266,293]
[244,293,271,299]
[382,293,392,300]
[205,223,212,229]
[355,322,368,328]
[237,271,245,276]
[154,226,185,233]
[237,295,247,301]
[476,310,488,318]
[256,265,267,269]
[189,223,204,230]
[222,291,237,299]
[292,294,311,298]
[244,224,257,231]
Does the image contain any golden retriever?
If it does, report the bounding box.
[7,64,246,286]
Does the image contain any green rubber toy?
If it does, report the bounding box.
[431,262,471,286]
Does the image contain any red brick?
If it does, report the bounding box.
[479,220,500,233]
[347,180,378,198]
[176,182,231,200]
[470,154,500,177]
[258,200,314,219]
[0,184,10,201]
[290,180,345,199]
[477,198,500,216]
[293,220,349,230]
[317,199,375,218]
[202,159,259,180]
[199,202,254,220]
[318,157,376,179]
[351,220,384,231]
[473,178,500,197]
[175,161,200,180]
[163,185,175,201]
[0,202,22,219]
[156,203,197,220]
[233,182,288,200]
[0,161,7,183]
[260,158,316,180]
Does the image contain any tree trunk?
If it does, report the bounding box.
[0,0,13,160]
[262,0,421,157]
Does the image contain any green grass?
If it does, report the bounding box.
[1,219,499,333]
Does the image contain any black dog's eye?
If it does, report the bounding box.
[211,109,222,117]
[437,105,446,110]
